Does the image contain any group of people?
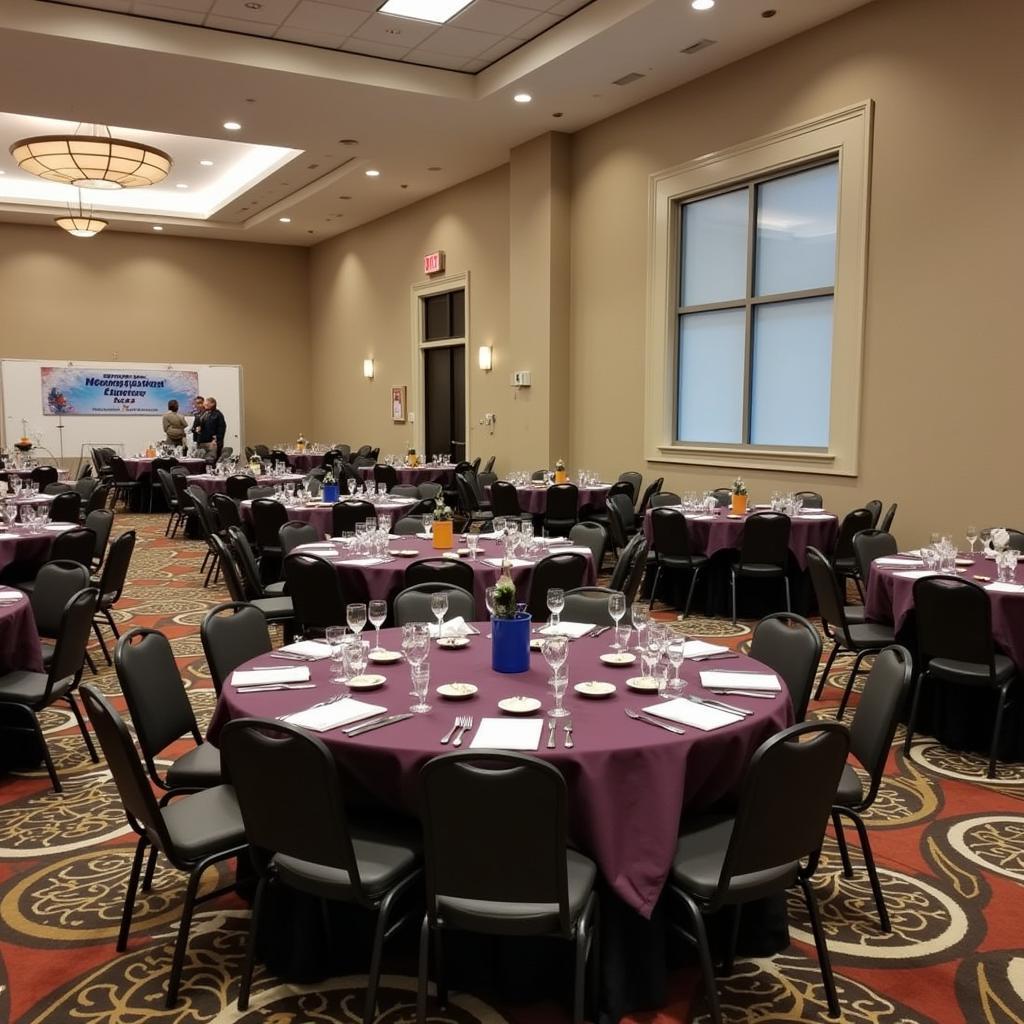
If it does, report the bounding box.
[162,395,226,456]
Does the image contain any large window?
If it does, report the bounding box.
[676,162,838,449]
[644,103,871,477]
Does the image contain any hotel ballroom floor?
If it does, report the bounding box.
[0,513,1021,1024]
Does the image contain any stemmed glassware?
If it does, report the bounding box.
[666,638,687,696]
[346,602,367,640]
[542,635,570,718]
[430,591,449,641]
[484,586,497,618]
[966,525,979,554]
[402,623,431,713]
[421,513,434,539]
[368,600,387,652]
[631,602,650,653]
[466,533,480,560]
[325,625,348,686]
[344,640,370,691]
[608,591,626,648]
[546,587,565,631]
[410,663,431,714]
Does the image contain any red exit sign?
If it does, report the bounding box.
[423,250,445,275]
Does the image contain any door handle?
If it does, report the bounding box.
[450,440,466,447]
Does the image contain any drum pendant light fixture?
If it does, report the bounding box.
[54,190,108,238]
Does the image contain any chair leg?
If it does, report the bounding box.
[648,565,661,612]
[85,651,99,675]
[831,809,854,878]
[364,887,398,1024]
[142,846,160,892]
[29,711,62,793]
[814,642,840,701]
[65,691,99,763]
[783,576,791,613]
[903,671,924,756]
[684,567,700,620]
[988,683,1011,779]
[238,875,266,1010]
[730,570,737,625]
[675,888,722,1024]
[92,620,113,665]
[573,922,588,1024]
[118,836,149,952]
[165,859,209,1008]
[837,650,872,721]
[797,875,841,1018]
[839,807,890,932]
[416,913,430,1024]
[104,608,122,639]
[432,922,447,1009]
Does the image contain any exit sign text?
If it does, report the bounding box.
[423,250,445,275]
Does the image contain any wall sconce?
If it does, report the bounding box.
[478,345,493,372]
[363,358,375,380]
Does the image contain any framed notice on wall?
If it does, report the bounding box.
[391,386,407,422]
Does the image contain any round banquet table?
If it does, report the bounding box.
[864,551,1024,758]
[0,585,43,675]
[284,451,324,472]
[0,523,75,576]
[1,467,70,480]
[239,496,420,536]
[291,534,596,611]
[489,482,611,515]
[123,456,207,480]
[643,505,838,570]
[358,464,455,486]
[188,472,304,495]
[209,626,792,1017]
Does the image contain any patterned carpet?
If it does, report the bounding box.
[0,512,1022,1024]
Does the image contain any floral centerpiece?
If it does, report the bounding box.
[321,467,339,504]
[406,446,419,468]
[296,433,306,453]
[491,570,530,672]
[991,528,1009,553]
[431,494,454,549]
[554,458,568,485]
[730,477,748,515]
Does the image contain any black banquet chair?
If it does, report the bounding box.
[91,529,136,664]
[648,507,708,617]
[668,720,851,1023]
[526,552,588,621]
[609,533,649,606]
[405,557,475,593]
[416,752,597,1024]
[730,512,791,623]
[748,611,822,722]
[544,483,580,537]
[48,490,81,523]
[219,717,422,1021]
[201,602,273,697]
[332,499,376,536]
[283,552,355,637]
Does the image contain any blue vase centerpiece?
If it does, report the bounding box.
[491,611,531,673]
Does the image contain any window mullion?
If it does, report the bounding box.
[742,184,757,445]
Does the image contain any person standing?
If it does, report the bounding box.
[162,399,188,446]
[190,395,206,447]
[198,396,226,458]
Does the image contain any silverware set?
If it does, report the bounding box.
[685,694,751,718]
[690,652,739,662]
[441,716,473,746]
[547,717,574,747]
[343,713,413,737]
[624,707,685,734]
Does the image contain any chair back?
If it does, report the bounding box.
[636,478,664,517]
[616,472,642,505]
[80,684,174,853]
[544,484,579,525]
[84,482,111,516]
[220,718,369,898]
[865,499,883,528]
[749,612,822,721]
[332,500,376,535]
[108,456,134,485]
[420,752,574,934]
[609,533,649,604]
[210,492,243,534]
[490,481,524,518]
[568,522,606,569]
[738,512,790,569]
[48,491,81,523]
[852,529,898,586]
[84,509,114,566]
[710,488,732,507]
[879,503,898,533]
[606,493,635,551]
[418,482,442,500]
[30,560,90,638]
[849,646,912,805]
[355,445,373,458]
[373,464,399,490]
[806,547,854,640]
[477,471,497,493]
[213,534,249,602]
[1005,528,1024,551]
[406,557,475,593]
[393,517,424,536]
[156,468,179,509]
[31,465,59,488]
[269,449,291,468]
[254,444,271,459]
[279,520,320,555]
[651,507,695,561]
[48,588,100,692]
[201,602,272,697]
[115,628,201,777]
[391,484,420,499]
[50,527,96,567]
[74,476,99,501]
[455,473,481,514]
[527,553,588,620]
[225,474,254,501]
[283,553,350,633]
[247,485,275,500]
[562,587,619,627]
[97,530,136,604]
[150,457,178,482]
[483,455,496,474]
[711,720,850,907]
[650,492,681,508]
[394,583,475,625]
[834,508,873,561]
[913,576,997,672]
[794,491,824,509]
[250,499,288,550]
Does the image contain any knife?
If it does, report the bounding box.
[590,625,611,637]
[688,694,751,717]
[236,683,316,693]
[343,713,413,737]
[710,689,776,700]
[691,653,739,662]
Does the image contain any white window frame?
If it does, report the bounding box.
[644,101,873,477]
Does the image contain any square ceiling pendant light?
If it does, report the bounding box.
[378,0,473,24]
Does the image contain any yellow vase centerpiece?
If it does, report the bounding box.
[554,458,568,485]
[431,495,454,549]
[730,477,748,515]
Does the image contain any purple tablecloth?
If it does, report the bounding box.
[240,498,420,537]
[294,534,596,613]
[284,452,325,473]
[123,457,207,480]
[0,525,74,574]
[1,468,69,480]
[0,587,43,674]
[359,465,455,486]
[189,473,304,495]
[490,484,611,516]
[210,626,792,917]
[865,552,1024,667]
[643,506,838,571]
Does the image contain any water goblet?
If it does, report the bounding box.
[466,533,480,560]
[344,639,370,693]
[614,624,632,653]
[493,516,507,536]
[347,602,367,638]
[666,638,686,696]
[325,625,347,684]
[541,635,570,717]
[608,591,626,647]
[368,600,387,651]
[484,586,497,618]
[546,587,565,630]
[430,591,449,641]
[410,663,432,714]
[421,514,434,539]
[966,525,979,554]
[631,602,650,653]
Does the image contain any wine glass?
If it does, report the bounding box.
[966,525,979,555]
[666,638,686,696]
[466,533,480,560]
[430,591,449,641]
[325,625,348,685]
[631,602,650,653]
[546,587,565,630]
[368,600,387,652]
[608,591,626,647]
[410,662,431,714]
[346,602,367,639]
[421,513,434,539]
[484,586,497,619]
[344,639,370,694]
[614,624,632,654]
[541,635,570,718]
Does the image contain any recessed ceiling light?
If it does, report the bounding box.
[365,169,380,177]
[279,217,291,223]
[223,121,242,131]
[200,159,214,167]
[691,0,715,9]
[244,1,262,8]
[338,139,359,146]
[378,0,472,24]
[176,183,189,189]
[513,93,532,104]
[152,225,163,231]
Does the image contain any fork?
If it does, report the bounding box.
[687,694,751,717]
[452,716,473,747]
[441,716,464,745]
[564,719,574,748]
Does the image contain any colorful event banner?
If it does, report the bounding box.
[41,366,199,416]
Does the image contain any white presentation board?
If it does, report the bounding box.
[0,359,243,466]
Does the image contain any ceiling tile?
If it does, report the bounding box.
[63,0,133,10]
[274,25,348,46]
[341,37,413,59]
[208,0,295,23]
[312,0,380,8]
[134,0,214,12]
[548,0,589,14]
[493,0,557,10]
[474,34,523,62]
[351,12,438,47]
[403,49,473,71]
[509,10,559,38]
[450,0,537,34]
[204,13,277,33]
[279,1,370,34]
[132,3,207,21]
[461,57,488,72]
[423,24,502,56]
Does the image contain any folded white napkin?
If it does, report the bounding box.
[642,699,740,730]
[43,524,73,532]
[470,718,543,750]
[0,534,18,541]
[416,532,434,540]
[985,582,1024,593]
[232,666,310,686]
[428,616,474,638]
[538,621,594,639]
[483,557,533,569]
[683,640,730,658]
[699,670,781,692]
[297,544,338,552]
[874,557,923,566]
[798,514,834,520]
[893,569,939,580]
[279,640,331,659]
[281,698,387,732]
[0,591,24,602]
[340,557,388,567]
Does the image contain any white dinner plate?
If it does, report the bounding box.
[600,652,636,667]
[498,696,542,715]
[575,681,616,698]
[437,636,470,650]
[390,549,419,557]
[626,676,661,692]
[346,674,387,690]
[438,682,478,700]
[955,558,973,567]
[368,650,402,664]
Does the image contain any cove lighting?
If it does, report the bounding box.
[378,0,473,23]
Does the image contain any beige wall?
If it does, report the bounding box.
[308,166,511,465]
[570,0,1023,543]
[0,223,310,449]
